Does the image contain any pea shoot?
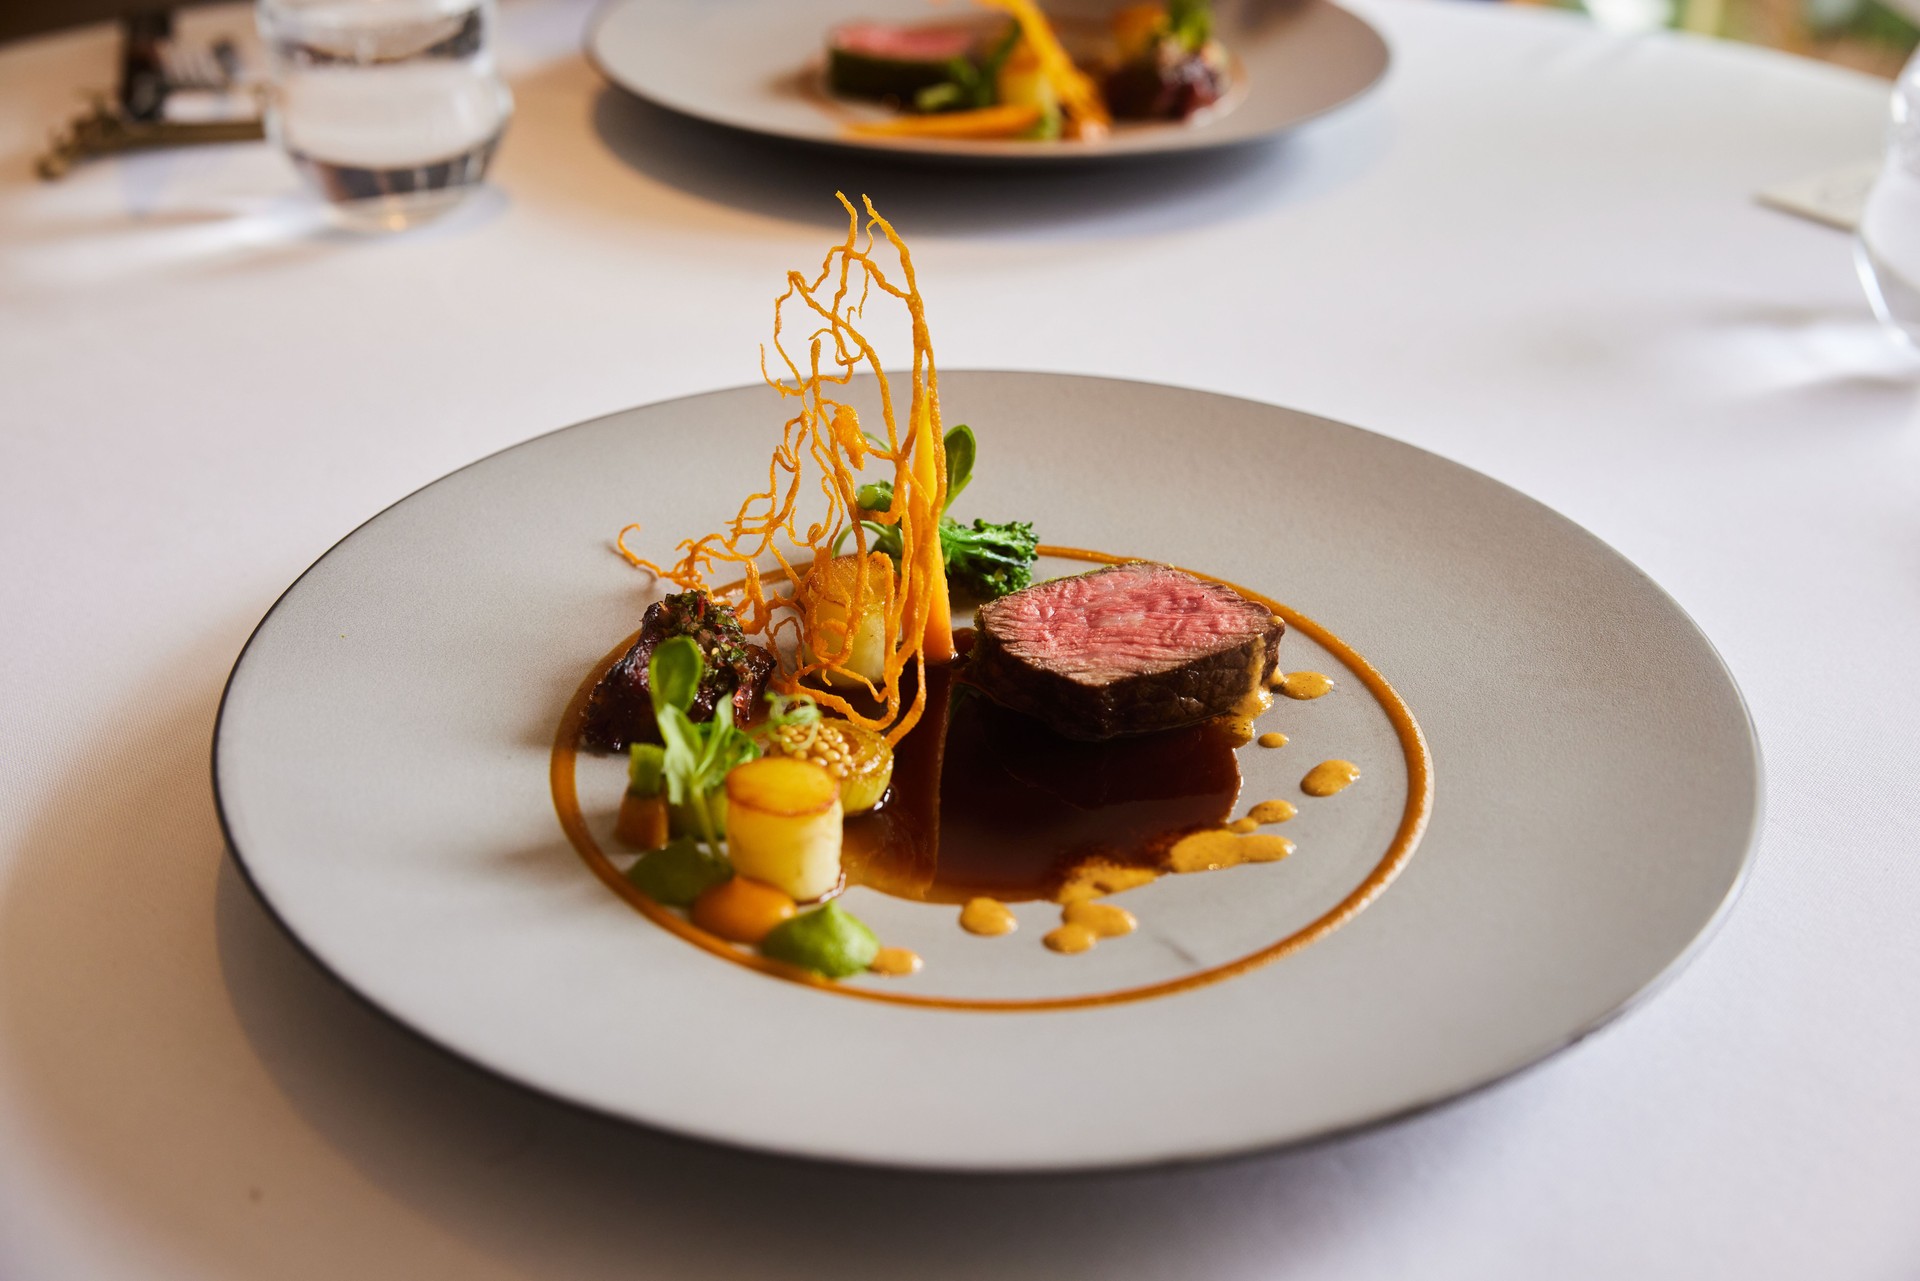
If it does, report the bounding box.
[842,423,1040,602]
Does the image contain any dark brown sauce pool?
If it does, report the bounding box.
[842,651,1243,904]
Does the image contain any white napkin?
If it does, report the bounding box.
[1756,160,1881,231]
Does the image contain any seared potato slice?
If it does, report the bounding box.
[806,552,894,686]
[725,756,844,902]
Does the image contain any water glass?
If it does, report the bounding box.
[257,0,513,230]
[1857,49,1920,348]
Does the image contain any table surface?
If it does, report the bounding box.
[3,1,1917,1277]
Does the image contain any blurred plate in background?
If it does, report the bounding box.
[587,0,1390,162]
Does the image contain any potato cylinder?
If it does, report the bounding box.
[724,757,845,902]
[806,552,894,685]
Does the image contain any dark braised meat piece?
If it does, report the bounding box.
[581,591,776,752]
[1103,39,1229,121]
[967,561,1282,740]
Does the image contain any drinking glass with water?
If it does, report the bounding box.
[258,0,512,229]
[1857,52,1920,348]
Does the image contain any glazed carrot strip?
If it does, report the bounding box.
[847,103,1043,140]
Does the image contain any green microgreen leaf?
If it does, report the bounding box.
[648,635,703,718]
[655,704,699,806]
[855,480,895,513]
[628,743,666,797]
[942,424,976,509]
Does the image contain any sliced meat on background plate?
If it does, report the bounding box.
[827,18,1010,99]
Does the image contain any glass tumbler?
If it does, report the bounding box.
[257,0,513,229]
[1857,48,1920,347]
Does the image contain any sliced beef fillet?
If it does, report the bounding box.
[581,591,775,753]
[826,18,1008,100]
[967,562,1282,740]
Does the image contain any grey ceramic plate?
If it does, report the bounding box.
[214,373,1761,1172]
[587,0,1390,162]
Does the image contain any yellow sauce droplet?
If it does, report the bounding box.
[1248,799,1298,825]
[1054,862,1160,903]
[959,896,1018,936]
[1257,731,1289,749]
[1228,817,1259,834]
[1219,642,1276,744]
[1275,671,1334,700]
[1165,829,1296,874]
[869,946,923,976]
[1302,759,1361,797]
[1063,900,1137,938]
[1044,922,1100,954]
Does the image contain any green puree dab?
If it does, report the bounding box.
[761,901,880,979]
[626,838,730,907]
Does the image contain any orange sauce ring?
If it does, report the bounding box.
[552,547,1434,1012]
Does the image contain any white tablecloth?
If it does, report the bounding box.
[3,1,1916,1276]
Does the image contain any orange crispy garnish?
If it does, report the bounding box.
[617,194,953,745]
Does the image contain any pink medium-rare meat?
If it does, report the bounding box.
[980,565,1263,683]
[967,562,1283,740]
[829,21,982,61]
[825,18,1009,102]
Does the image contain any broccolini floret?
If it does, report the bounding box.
[941,518,1038,601]
[841,424,1040,602]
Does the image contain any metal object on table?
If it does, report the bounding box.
[35,97,266,180]
[35,9,265,180]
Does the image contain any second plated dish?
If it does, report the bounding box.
[589,0,1390,160]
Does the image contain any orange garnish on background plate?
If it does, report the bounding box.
[977,0,1111,137]
[848,103,1044,139]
